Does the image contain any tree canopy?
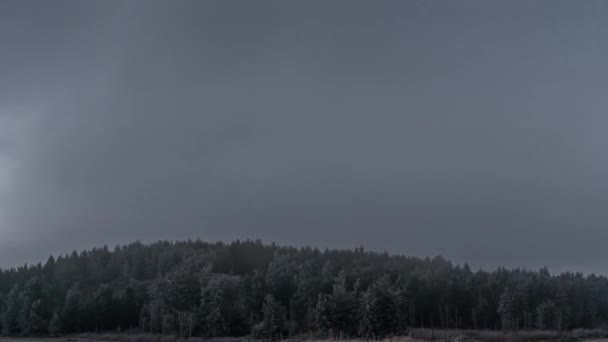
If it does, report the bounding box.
[0,239,606,337]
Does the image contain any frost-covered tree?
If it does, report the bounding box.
[265,254,297,305]
[48,310,62,337]
[260,294,284,340]
[146,277,171,333]
[199,277,225,337]
[498,285,529,331]
[313,293,331,334]
[18,295,33,336]
[355,275,402,338]
[61,283,83,333]
[358,287,375,338]
[324,271,358,337]
[367,275,401,337]
[20,276,49,335]
[536,300,562,331]
[93,283,114,331]
[2,239,608,336]
[2,285,22,336]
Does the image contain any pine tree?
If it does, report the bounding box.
[162,314,175,334]
[357,275,402,337]
[62,283,83,333]
[2,239,608,336]
[313,294,331,335]
[326,271,358,337]
[1,285,22,336]
[200,277,225,337]
[18,295,33,336]
[498,288,513,330]
[30,299,47,335]
[537,300,562,330]
[93,283,114,331]
[16,276,50,336]
[176,311,195,338]
[367,275,400,337]
[358,288,374,338]
[554,286,570,330]
[498,285,528,331]
[114,280,139,330]
[265,254,297,305]
[395,285,409,335]
[261,294,283,341]
[139,303,150,332]
[147,277,171,333]
[48,310,62,337]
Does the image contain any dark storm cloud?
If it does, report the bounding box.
[2,0,608,273]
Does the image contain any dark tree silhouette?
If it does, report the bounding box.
[0,239,607,337]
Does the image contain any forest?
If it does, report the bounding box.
[0,239,607,338]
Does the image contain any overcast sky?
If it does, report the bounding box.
[1,0,608,273]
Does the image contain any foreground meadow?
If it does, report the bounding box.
[19,329,606,342]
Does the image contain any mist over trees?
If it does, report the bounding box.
[0,239,607,338]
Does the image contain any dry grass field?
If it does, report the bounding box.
[3,329,608,342]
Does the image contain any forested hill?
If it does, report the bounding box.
[0,239,607,338]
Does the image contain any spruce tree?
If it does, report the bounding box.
[1,285,22,336]
[537,300,561,330]
[326,271,358,337]
[48,310,62,337]
[61,283,83,333]
[199,277,225,337]
[313,294,331,335]
[18,295,33,336]
[368,275,400,337]
[261,294,283,341]
[358,288,374,338]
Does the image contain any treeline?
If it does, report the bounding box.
[0,239,607,338]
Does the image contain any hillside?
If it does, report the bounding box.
[0,239,607,338]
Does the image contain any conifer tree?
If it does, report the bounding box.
[48,310,62,337]
[1,285,22,336]
[199,277,225,337]
[326,271,358,337]
[358,287,374,338]
[261,294,283,340]
[537,300,561,330]
[367,275,400,337]
[313,294,331,335]
[1,240,608,336]
[62,283,83,333]
[18,295,33,336]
